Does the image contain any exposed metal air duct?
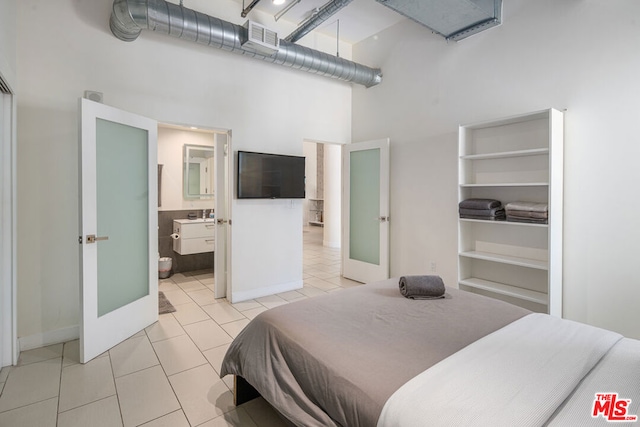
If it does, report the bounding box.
[109,0,382,88]
[284,0,354,43]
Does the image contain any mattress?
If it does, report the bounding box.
[220,278,530,426]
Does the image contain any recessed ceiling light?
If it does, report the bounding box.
[273,0,285,5]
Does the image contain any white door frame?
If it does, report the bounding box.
[214,130,232,299]
[0,90,17,366]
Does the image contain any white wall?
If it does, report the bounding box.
[323,143,341,248]
[352,0,640,338]
[157,126,216,212]
[16,0,351,338]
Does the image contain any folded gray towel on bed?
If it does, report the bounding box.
[399,275,445,300]
[458,199,502,210]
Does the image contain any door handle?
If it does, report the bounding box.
[86,234,109,244]
[216,219,228,225]
[377,216,390,222]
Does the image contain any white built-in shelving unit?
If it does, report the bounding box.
[458,109,564,316]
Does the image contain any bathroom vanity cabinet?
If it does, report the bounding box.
[173,219,215,255]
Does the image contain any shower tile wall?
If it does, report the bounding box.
[158,210,214,274]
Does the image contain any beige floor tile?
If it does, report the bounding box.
[116,365,180,427]
[17,343,63,366]
[162,289,193,306]
[326,275,363,286]
[171,273,193,283]
[243,306,268,320]
[58,355,116,413]
[57,395,123,427]
[62,340,80,368]
[231,300,262,312]
[183,320,233,352]
[145,314,186,343]
[193,272,215,282]
[198,407,258,427]
[201,303,246,324]
[241,397,289,427]
[298,286,327,297]
[169,364,234,426]
[152,334,207,376]
[327,287,345,293]
[0,358,61,412]
[304,277,338,291]
[0,366,10,383]
[109,335,159,378]
[202,343,231,375]
[173,302,210,326]
[221,319,250,339]
[177,280,207,293]
[188,288,218,306]
[255,295,288,309]
[199,277,216,286]
[158,281,180,292]
[139,409,190,427]
[0,397,57,427]
[277,290,305,301]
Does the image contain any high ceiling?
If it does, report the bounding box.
[232,0,407,44]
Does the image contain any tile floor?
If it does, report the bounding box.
[0,226,361,427]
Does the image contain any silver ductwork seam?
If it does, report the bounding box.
[109,0,382,88]
[284,0,354,44]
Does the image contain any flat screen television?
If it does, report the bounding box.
[237,151,306,199]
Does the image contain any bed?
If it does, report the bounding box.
[220,278,640,426]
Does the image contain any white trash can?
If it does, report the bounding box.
[159,257,172,279]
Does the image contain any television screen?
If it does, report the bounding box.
[237,151,306,199]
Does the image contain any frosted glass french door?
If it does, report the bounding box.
[79,98,158,363]
[342,139,390,283]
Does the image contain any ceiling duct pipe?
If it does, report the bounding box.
[284,0,353,43]
[109,0,382,88]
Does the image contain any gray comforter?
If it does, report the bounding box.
[220,279,529,426]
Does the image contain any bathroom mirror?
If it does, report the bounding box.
[184,144,215,199]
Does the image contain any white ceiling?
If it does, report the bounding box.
[233,0,407,44]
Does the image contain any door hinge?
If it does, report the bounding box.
[78,236,83,244]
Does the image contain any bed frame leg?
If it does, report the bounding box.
[234,375,261,406]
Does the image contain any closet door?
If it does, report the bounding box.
[342,139,390,283]
[79,98,158,363]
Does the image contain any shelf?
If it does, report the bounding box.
[459,251,548,270]
[309,221,324,227]
[308,198,324,201]
[460,182,549,188]
[459,218,548,228]
[459,278,548,305]
[460,148,549,160]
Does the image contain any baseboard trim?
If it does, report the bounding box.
[19,325,79,352]
[323,239,341,249]
[231,280,303,303]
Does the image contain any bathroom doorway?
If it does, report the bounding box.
[157,124,231,298]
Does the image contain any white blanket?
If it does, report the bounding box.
[377,313,623,427]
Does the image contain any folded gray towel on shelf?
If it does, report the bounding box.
[504,210,548,220]
[458,199,502,210]
[399,275,446,300]
[459,207,505,217]
[505,201,548,213]
[460,214,506,221]
[506,216,548,224]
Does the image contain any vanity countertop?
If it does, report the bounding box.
[174,218,216,224]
